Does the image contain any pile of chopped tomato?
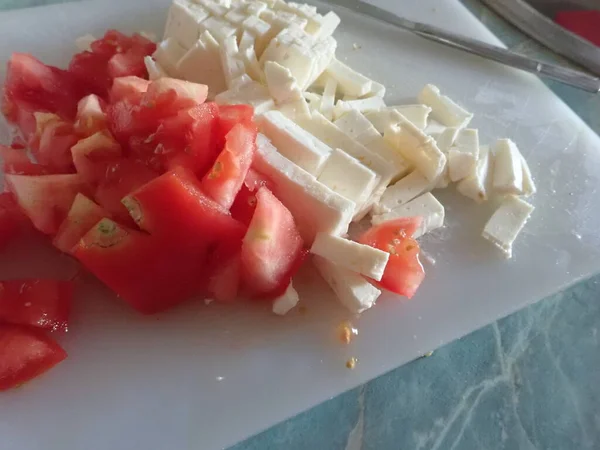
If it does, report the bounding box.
[0,29,425,391]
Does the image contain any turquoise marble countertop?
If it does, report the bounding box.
[2,1,599,449]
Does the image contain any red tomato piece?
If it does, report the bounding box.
[90,30,155,59]
[68,51,112,99]
[358,217,425,299]
[0,324,67,391]
[0,145,49,175]
[35,117,79,172]
[0,279,73,331]
[122,168,246,251]
[202,122,257,210]
[230,169,273,226]
[217,104,254,147]
[53,193,109,254]
[145,78,208,110]
[94,159,158,224]
[73,218,202,314]
[240,187,304,297]
[107,50,148,79]
[110,76,150,103]
[555,11,600,47]
[5,173,88,235]
[208,252,241,303]
[74,94,108,137]
[71,131,123,183]
[0,193,27,250]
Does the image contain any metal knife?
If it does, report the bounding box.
[321,0,600,93]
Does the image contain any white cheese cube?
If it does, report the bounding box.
[333,96,386,120]
[317,148,379,212]
[215,81,274,114]
[246,1,268,16]
[220,35,246,89]
[435,126,459,152]
[311,233,389,281]
[448,128,480,182]
[224,8,248,26]
[230,74,253,89]
[312,256,381,314]
[325,58,372,97]
[240,45,264,82]
[362,80,385,98]
[144,56,167,81]
[374,171,432,215]
[482,196,534,258]
[200,17,237,43]
[365,105,431,132]
[264,61,302,104]
[239,31,255,51]
[257,110,332,175]
[308,37,337,89]
[196,0,228,16]
[254,134,355,242]
[242,15,273,56]
[320,77,337,120]
[492,138,524,195]
[424,119,446,140]
[177,35,227,98]
[520,154,536,197]
[371,193,445,238]
[75,34,96,52]
[418,84,473,128]
[278,97,311,121]
[457,145,491,202]
[272,282,299,315]
[384,118,446,182]
[164,1,209,49]
[153,38,187,76]
[260,40,314,90]
[309,11,341,40]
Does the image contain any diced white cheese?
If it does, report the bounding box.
[308,37,337,89]
[320,77,337,120]
[196,0,228,16]
[374,170,432,215]
[309,11,341,40]
[365,105,431,132]
[325,57,372,97]
[424,119,446,140]
[239,31,255,51]
[242,15,272,56]
[520,154,536,197]
[215,80,274,114]
[240,45,264,82]
[448,128,480,182]
[75,34,96,52]
[310,233,389,281]
[418,84,473,128]
[164,1,209,49]
[371,193,445,238]
[383,118,446,182]
[278,97,311,121]
[224,7,248,26]
[333,96,386,120]
[264,61,302,104]
[260,37,314,90]
[220,35,246,89]
[492,138,523,195]
[153,38,187,76]
[253,134,355,243]
[482,196,534,258]
[144,56,167,80]
[457,145,491,202]
[230,74,253,89]
[200,16,237,43]
[435,126,460,152]
[317,148,379,212]
[272,282,300,315]
[361,80,386,99]
[312,255,381,314]
[177,34,227,98]
[260,10,309,42]
[246,1,268,16]
[334,110,410,183]
[257,110,332,175]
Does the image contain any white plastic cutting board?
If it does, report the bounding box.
[1,1,600,449]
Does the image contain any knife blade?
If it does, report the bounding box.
[321,0,600,93]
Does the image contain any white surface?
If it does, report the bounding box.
[1,1,600,450]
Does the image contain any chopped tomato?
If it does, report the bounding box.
[240,187,304,297]
[358,217,425,298]
[73,219,203,314]
[53,193,109,254]
[217,104,254,146]
[122,168,246,251]
[68,51,112,99]
[71,131,122,183]
[0,324,67,391]
[110,76,150,103]
[5,173,88,235]
[34,116,79,172]
[74,94,108,136]
[107,51,147,79]
[555,11,600,47]
[230,169,273,226]
[145,78,208,110]
[0,145,49,175]
[90,30,155,60]
[0,193,26,250]
[0,279,73,331]
[94,158,158,224]
[202,123,257,210]
[208,252,241,303]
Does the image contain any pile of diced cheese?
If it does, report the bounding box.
[142,0,536,315]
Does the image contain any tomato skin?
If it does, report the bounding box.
[110,76,150,103]
[68,51,112,99]
[74,219,203,314]
[202,123,258,210]
[53,193,109,254]
[358,217,425,299]
[230,169,273,226]
[0,324,67,391]
[240,187,305,298]
[217,104,254,148]
[0,279,73,331]
[0,193,27,250]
